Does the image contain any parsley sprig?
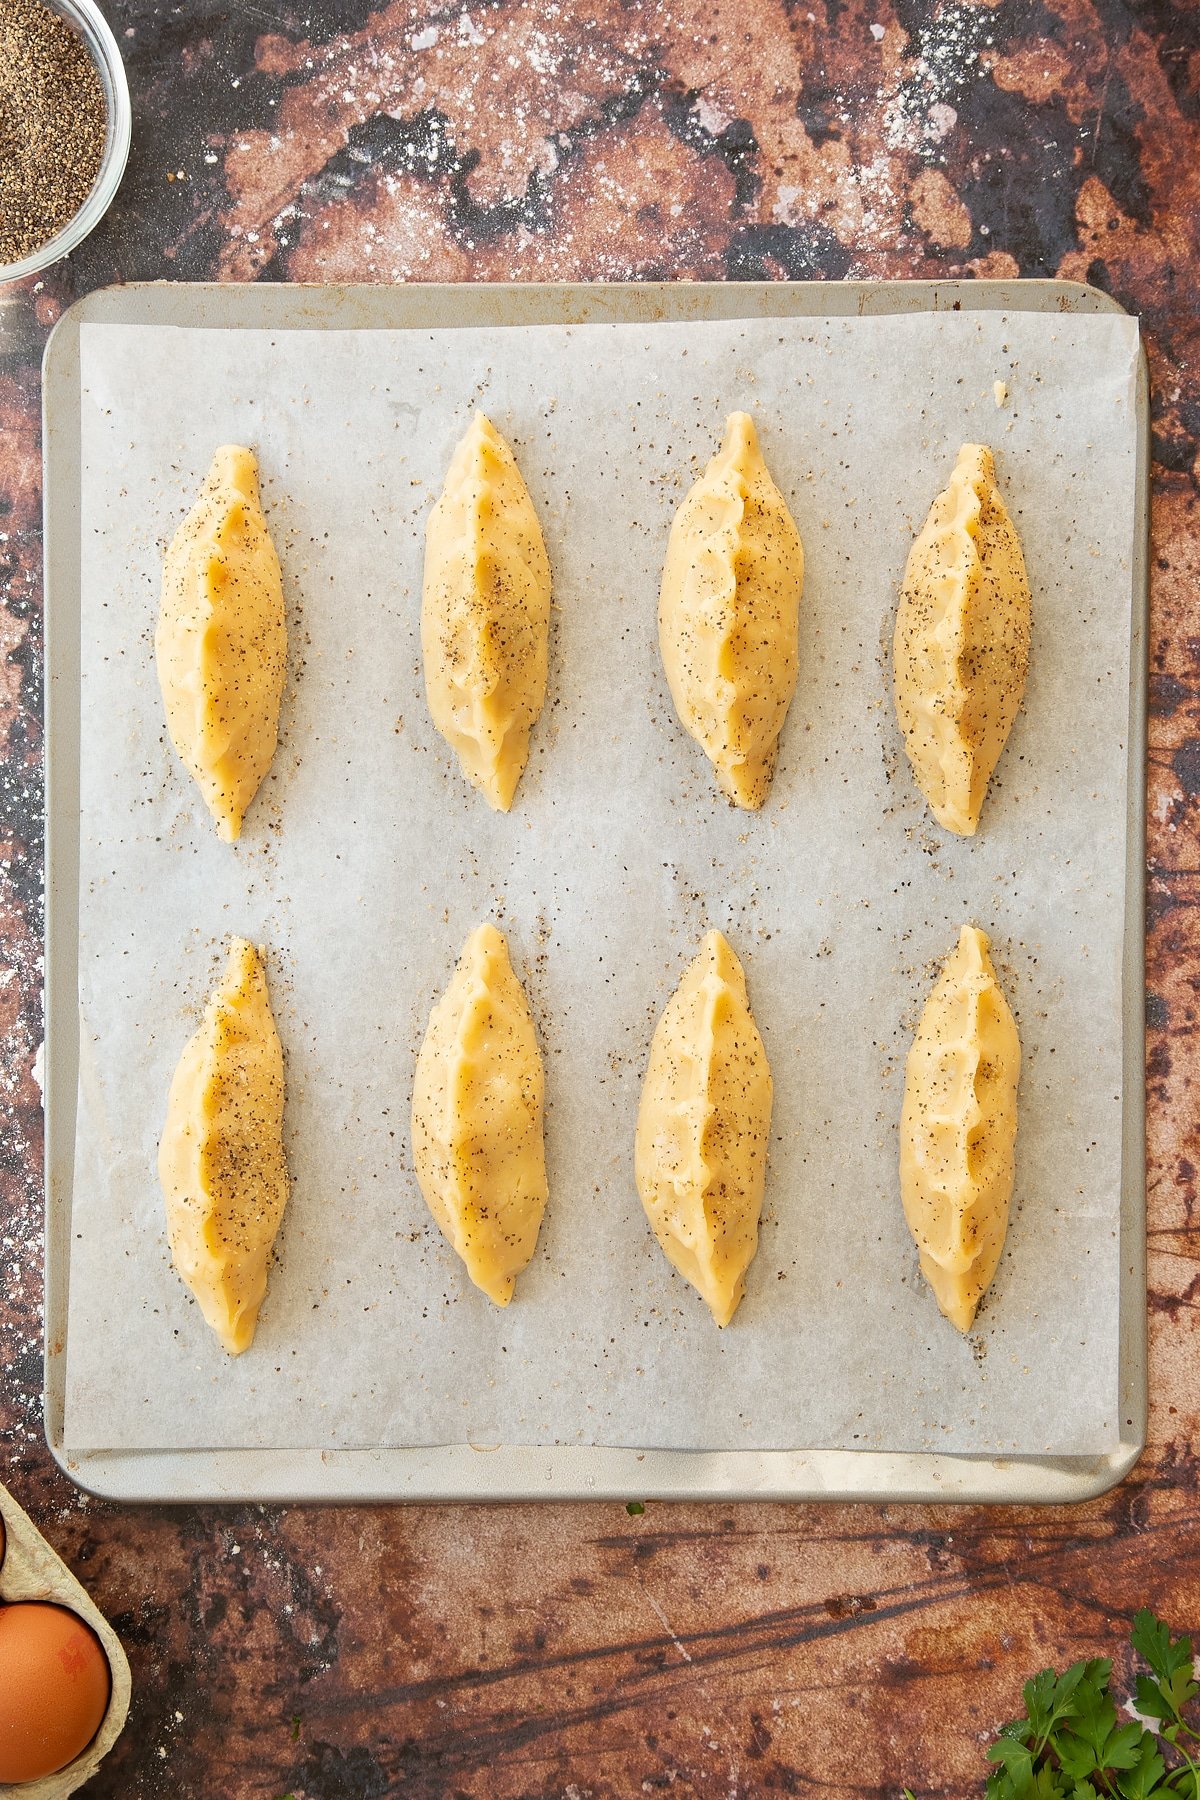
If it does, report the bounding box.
[906,1612,1200,1799]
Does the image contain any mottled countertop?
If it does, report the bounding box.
[1,2,1198,1795]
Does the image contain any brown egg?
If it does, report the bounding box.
[0,1602,111,1783]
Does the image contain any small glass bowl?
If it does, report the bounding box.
[0,0,132,285]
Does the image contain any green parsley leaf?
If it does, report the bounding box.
[1133,1612,1195,1688]
[1077,1658,1118,1713]
[1054,1728,1102,1783]
[1137,1674,1181,1725]
[987,1734,1036,1792]
[1062,1697,1145,1775]
[1116,1734,1169,1799]
[1024,1666,1079,1744]
[1107,1723,1154,1772]
[1132,1613,1199,1726]
[626,1500,645,1516]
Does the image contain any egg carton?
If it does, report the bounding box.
[0,1479,130,1798]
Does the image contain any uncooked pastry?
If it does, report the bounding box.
[159,937,290,1355]
[635,930,773,1325]
[411,923,548,1304]
[893,443,1031,835]
[157,445,287,842]
[421,414,551,810]
[899,924,1021,1331]
[658,412,803,808]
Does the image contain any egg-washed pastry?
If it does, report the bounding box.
[900,924,1020,1332]
[411,923,548,1305]
[635,930,773,1326]
[156,446,287,842]
[893,443,1031,835]
[659,412,803,809]
[159,937,290,1355]
[421,414,551,811]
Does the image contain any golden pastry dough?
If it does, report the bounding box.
[157,445,287,842]
[900,924,1020,1332]
[411,924,548,1304]
[659,412,803,808]
[159,937,290,1355]
[893,443,1031,835]
[421,414,551,810]
[635,930,773,1325]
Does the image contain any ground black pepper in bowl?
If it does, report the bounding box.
[0,0,108,267]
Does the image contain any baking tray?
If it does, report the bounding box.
[42,279,1148,1505]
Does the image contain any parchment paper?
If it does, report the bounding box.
[63,308,1140,1456]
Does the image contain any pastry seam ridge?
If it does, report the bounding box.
[422,414,550,810]
[693,972,726,1247]
[635,930,771,1328]
[158,445,287,842]
[659,412,802,811]
[900,925,1020,1327]
[412,923,547,1307]
[160,936,289,1356]
[895,442,1029,837]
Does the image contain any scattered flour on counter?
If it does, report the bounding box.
[693,94,732,136]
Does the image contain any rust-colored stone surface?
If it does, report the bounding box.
[2,1,1199,1794]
